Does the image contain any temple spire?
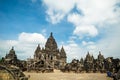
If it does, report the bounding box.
[10,46,15,54]
[12,46,14,50]
[38,44,40,48]
[6,46,17,59]
[87,51,90,56]
[50,32,53,37]
[61,46,65,52]
[60,46,66,58]
[99,51,101,55]
[35,44,41,54]
[45,32,58,51]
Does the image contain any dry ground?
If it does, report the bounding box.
[24,70,112,80]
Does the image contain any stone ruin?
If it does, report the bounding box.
[0,65,28,80]
[0,32,67,73]
[0,32,120,76]
[0,47,28,80]
[0,47,27,71]
[27,32,67,72]
[61,51,120,74]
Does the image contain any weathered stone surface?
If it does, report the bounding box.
[5,47,17,60]
[1,47,26,71]
[27,32,67,72]
[61,51,120,74]
[0,65,28,80]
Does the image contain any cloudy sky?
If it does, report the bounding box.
[0,0,120,62]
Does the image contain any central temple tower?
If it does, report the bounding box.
[45,32,58,52]
[33,32,67,69]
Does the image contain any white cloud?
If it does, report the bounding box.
[43,0,75,24]
[62,40,98,62]
[67,13,82,26]
[65,25,120,59]
[0,32,47,60]
[43,0,120,38]
[94,26,120,58]
[18,32,46,45]
[82,41,94,46]
[41,29,47,36]
[62,27,120,61]
[67,13,98,38]
[61,25,120,61]
[67,0,119,38]
[62,40,85,62]
[43,0,120,25]
[76,0,118,24]
[73,25,98,38]
[46,11,64,24]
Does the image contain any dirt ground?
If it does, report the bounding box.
[24,70,112,80]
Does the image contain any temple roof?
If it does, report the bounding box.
[35,44,41,54]
[6,47,17,59]
[45,32,58,51]
[60,46,66,58]
[9,46,15,55]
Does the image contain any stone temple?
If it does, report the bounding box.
[27,32,67,71]
[1,32,120,77]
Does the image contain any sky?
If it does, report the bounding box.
[0,0,120,62]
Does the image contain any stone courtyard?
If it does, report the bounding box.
[24,70,112,80]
